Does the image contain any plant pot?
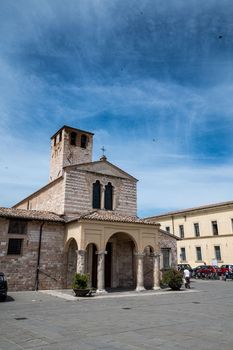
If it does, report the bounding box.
[73,288,92,297]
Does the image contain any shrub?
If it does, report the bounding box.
[162,268,183,290]
[72,273,89,290]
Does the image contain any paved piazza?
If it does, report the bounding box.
[0,280,233,350]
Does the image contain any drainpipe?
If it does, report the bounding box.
[35,221,45,291]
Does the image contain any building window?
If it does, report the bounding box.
[70,132,77,146]
[165,226,170,233]
[53,136,56,146]
[80,134,88,149]
[92,181,101,209]
[179,225,184,238]
[161,248,171,269]
[212,221,218,235]
[196,246,202,261]
[8,220,27,235]
[7,238,23,255]
[194,223,200,237]
[180,247,186,261]
[104,182,113,210]
[214,246,221,261]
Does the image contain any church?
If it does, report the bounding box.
[0,125,178,292]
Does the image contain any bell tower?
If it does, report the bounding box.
[49,125,94,182]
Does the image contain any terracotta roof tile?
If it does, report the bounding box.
[145,199,233,219]
[68,210,159,225]
[0,207,65,223]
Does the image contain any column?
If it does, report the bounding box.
[101,185,105,210]
[76,250,86,274]
[96,250,107,293]
[135,252,145,292]
[152,253,161,290]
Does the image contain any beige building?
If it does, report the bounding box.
[146,202,233,267]
[0,125,178,291]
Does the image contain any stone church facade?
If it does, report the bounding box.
[0,125,178,292]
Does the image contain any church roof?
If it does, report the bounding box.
[0,207,65,223]
[67,210,159,225]
[50,125,94,139]
[64,159,138,181]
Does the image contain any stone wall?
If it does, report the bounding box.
[116,239,135,288]
[159,230,178,267]
[14,178,65,215]
[0,218,66,291]
[64,168,137,216]
[50,128,93,182]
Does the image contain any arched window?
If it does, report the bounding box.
[70,132,77,146]
[104,182,113,210]
[81,134,88,149]
[92,180,101,209]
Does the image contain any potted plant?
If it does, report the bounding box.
[72,273,92,297]
[162,268,183,291]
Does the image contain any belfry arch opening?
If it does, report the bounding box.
[105,232,137,290]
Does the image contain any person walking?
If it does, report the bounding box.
[183,268,191,289]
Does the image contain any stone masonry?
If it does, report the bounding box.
[0,218,66,291]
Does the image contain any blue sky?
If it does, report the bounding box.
[1,0,233,217]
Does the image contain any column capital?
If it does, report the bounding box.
[76,249,86,256]
[151,253,161,258]
[134,252,145,258]
[96,250,107,255]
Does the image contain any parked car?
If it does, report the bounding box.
[219,265,233,279]
[193,265,220,278]
[192,265,206,278]
[0,272,8,301]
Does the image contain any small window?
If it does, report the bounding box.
[214,246,221,260]
[104,182,113,210]
[80,134,88,149]
[194,223,200,237]
[53,136,56,146]
[8,220,27,234]
[165,226,170,233]
[180,247,186,261]
[70,132,77,146]
[161,248,171,269]
[93,180,101,209]
[212,221,218,235]
[7,238,23,255]
[179,225,184,238]
[196,247,202,261]
[59,132,62,142]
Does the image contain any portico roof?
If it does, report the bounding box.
[67,210,159,226]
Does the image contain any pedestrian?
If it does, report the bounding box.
[183,268,191,288]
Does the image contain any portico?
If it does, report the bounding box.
[65,211,161,293]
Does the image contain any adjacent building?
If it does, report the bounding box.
[146,201,233,267]
[0,125,178,291]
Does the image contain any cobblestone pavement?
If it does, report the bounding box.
[0,279,233,350]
